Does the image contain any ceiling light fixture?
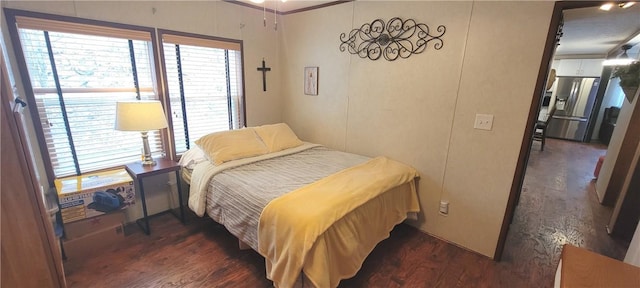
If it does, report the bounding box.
[253,0,287,30]
[600,3,614,10]
[250,0,287,4]
[620,2,636,8]
[603,44,635,66]
[274,0,278,30]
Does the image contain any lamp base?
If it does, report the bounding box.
[141,159,156,166]
[140,131,156,166]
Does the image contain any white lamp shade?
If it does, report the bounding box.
[115,100,168,131]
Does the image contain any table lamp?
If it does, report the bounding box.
[115,100,168,166]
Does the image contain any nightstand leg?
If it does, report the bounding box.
[175,170,185,224]
[136,178,150,235]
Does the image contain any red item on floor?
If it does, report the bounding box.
[594,155,605,178]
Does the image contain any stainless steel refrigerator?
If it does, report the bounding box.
[546,77,600,141]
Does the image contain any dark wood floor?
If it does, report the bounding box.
[64,139,630,287]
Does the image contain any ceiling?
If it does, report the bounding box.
[558,4,640,59]
[231,1,640,59]
[232,0,340,14]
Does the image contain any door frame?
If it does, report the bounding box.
[1,42,66,287]
[494,0,608,261]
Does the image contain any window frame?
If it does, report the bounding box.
[156,29,246,160]
[3,8,169,186]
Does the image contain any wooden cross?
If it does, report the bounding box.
[257,59,271,91]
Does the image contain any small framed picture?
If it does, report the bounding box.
[304,66,318,95]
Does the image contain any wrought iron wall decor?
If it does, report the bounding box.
[339,17,446,61]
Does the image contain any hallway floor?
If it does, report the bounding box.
[500,138,630,284]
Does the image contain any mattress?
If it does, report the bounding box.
[190,143,420,287]
[204,146,369,250]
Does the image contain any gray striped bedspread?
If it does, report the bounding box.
[205,146,369,251]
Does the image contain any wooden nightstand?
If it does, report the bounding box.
[125,159,185,235]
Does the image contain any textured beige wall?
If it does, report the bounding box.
[1,0,282,221]
[596,90,638,201]
[625,217,640,266]
[280,1,554,257]
[279,3,354,150]
[440,1,553,255]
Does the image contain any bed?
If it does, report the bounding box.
[181,123,420,288]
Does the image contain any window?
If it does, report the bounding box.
[5,10,246,181]
[6,11,164,178]
[159,31,244,154]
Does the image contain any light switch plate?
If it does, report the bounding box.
[474,114,494,131]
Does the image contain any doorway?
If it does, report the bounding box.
[496,1,639,262]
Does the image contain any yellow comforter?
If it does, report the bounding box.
[258,156,420,288]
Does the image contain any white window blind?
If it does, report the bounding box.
[17,27,163,177]
[162,34,244,153]
[16,15,151,41]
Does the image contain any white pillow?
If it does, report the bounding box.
[195,128,269,165]
[178,146,207,169]
[253,123,303,153]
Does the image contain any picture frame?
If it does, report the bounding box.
[304,66,318,95]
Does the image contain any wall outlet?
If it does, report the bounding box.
[439,201,449,215]
[474,114,494,131]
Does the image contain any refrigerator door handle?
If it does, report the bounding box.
[552,115,588,121]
